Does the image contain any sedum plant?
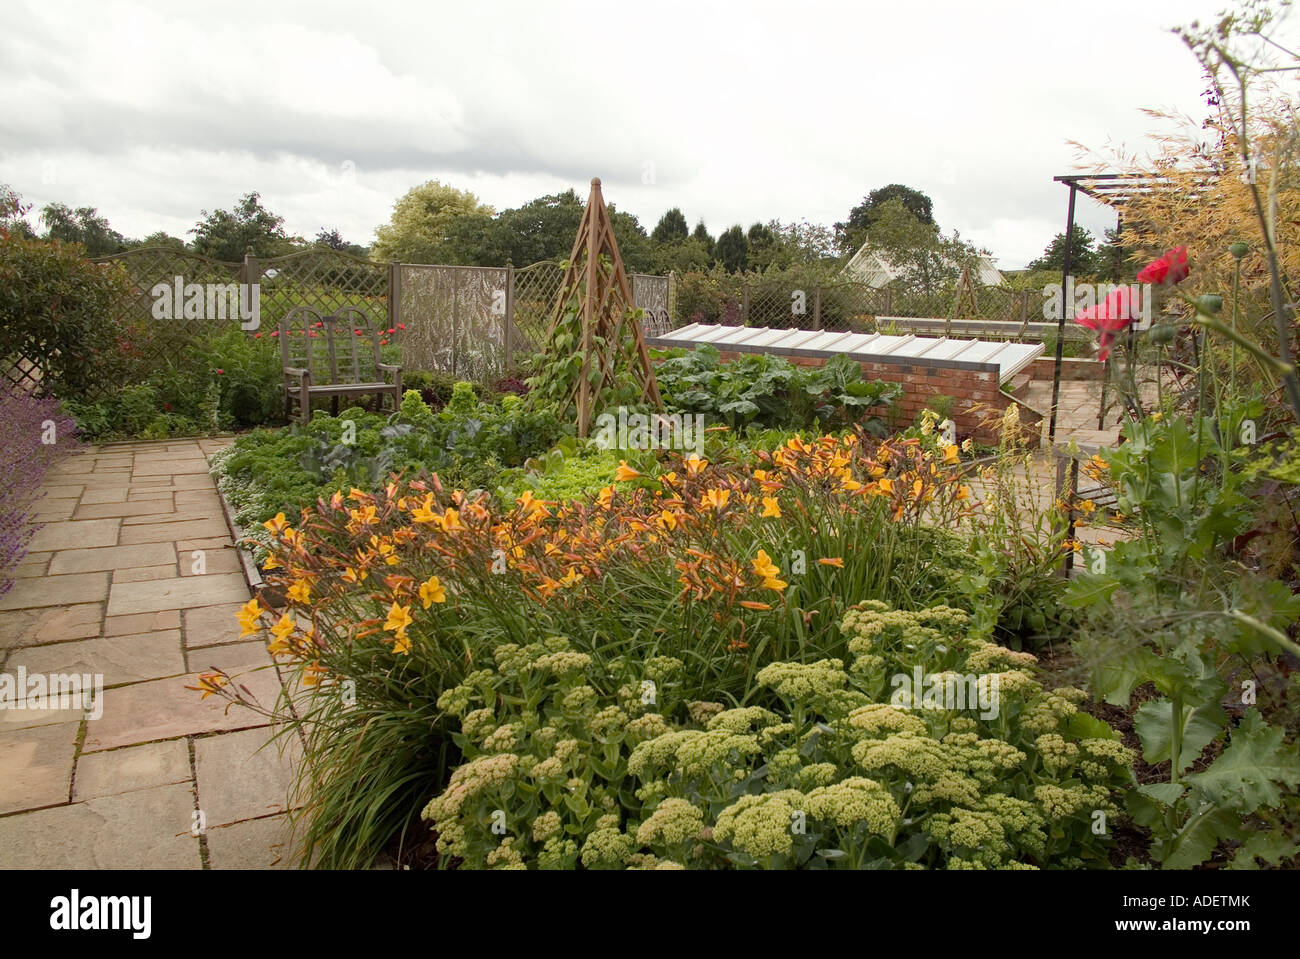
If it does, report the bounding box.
[420,602,1134,870]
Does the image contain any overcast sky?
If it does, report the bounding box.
[0,0,1251,268]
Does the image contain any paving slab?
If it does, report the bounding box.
[73,740,191,802]
[182,603,253,649]
[47,542,176,576]
[0,782,201,869]
[118,519,231,544]
[112,565,181,584]
[83,645,280,751]
[0,722,79,814]
[107,573,248,616]
[103,609,180,637]
[0,572,110,611]
[205,814,300,869]
[8,630,185,687]
[0,603,103,648]
[26,518,120,552]
[79,488,129,505]
[195,727,300,826]
[73,499,178,520]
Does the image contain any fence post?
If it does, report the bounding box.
[504,260,515,374]
[668,270,677,327]
[741,280,750,327]
[240,252,259,290]
[387,261,401,333]
[884,287,893,316]
[812,286,822,330]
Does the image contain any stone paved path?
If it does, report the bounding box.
[0,439,300,869]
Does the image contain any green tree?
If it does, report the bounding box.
[714,225,749,273]
[651,235,713,274]
[651,207,689,244]
[444,189,651,271]
[691,221,715,257]
[0,184,34,239]
[836,184,936,255]
[1027,225,1102,275]
[39,202,126,256]
[371,180,494,264]
[190,192,301,261]
[126,231,187,250]
[314,228,367,257]
[860,198,983,294]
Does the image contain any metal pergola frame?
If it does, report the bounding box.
[1046,173,1162,443]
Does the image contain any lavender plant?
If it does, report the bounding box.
[0,384,79,595]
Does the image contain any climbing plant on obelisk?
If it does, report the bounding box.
[525,178,662,437]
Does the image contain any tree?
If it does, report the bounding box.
[1027,225,1102,275]
[714,225,749,273]
[190,192,301,261]
[836,184,935,255]
[749,219,840,271]
[860,198,984,294]
[442,189,652,272]
[651,207,689,245]
[692,221,715,257]
[651,236,713,274]
[127,231,187,250]
[0,184,34,239]
[371,180,495,264]
[314,228,367,257]
[39,202,126,256]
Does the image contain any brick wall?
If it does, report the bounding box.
[1029,356,1104,382]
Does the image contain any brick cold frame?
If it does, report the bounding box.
[697,349,1037,446]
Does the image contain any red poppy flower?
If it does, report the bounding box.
[254,332,262,339]
[216,368,225,375]
[397,323,406,330]
[355,329,363,336]
[270,330,280,336]
[386,328,395,334]
[1136,246,1189,286]
[309,331,319,337]
[1076,286,1142,362]
[379,338,389,345]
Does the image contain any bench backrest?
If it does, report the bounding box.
[278,306,384,385]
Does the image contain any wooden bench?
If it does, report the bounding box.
[279,305,402,422]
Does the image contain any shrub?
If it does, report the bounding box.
[0,233,130,398]
[420,602,1133,869]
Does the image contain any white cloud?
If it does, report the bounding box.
[0,0,1269,266]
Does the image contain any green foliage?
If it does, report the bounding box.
[0,232,131,398]
[210,388,567,534]
[653,345,901,433]
[62,326,284,440]
[836,184,936,255]
[38,202,126,256]
[1026,226,1105,276]
[1065,408,1300,867]
[190,191,302,261]
[714,225,749,273]
[422,602,1133,869]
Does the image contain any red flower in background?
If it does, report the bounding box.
[397,323,406,331]
[1076,286,1142,362]
[215,368,225,375]
[1136,246,1189,286]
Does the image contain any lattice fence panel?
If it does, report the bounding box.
[399,264,508,382]
[255,249,388,334]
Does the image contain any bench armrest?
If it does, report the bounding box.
[377,363,402,374]
[284,367,311,381]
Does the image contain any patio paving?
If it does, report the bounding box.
[0,438,303,869]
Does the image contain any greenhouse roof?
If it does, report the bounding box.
[646,323,1044,380]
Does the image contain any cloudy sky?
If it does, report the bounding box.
[0,0,1244,268]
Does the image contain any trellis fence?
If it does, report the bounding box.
[49,248,670,396]
[667,271,1086,346]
